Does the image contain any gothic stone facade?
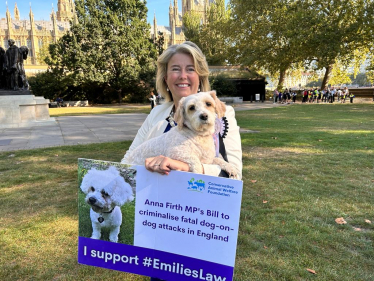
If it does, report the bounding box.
[0,1,76,74]
[151,0,214,49]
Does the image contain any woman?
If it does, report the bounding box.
[121,41,242,178]
[122,41,242,281]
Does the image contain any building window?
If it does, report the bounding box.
[27,40,33,57]
[38,38,43,49]
[15,40,21,47]
[3,40,9,49]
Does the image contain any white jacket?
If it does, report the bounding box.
[121,102,242,179]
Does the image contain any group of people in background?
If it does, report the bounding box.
[273,86,355,104]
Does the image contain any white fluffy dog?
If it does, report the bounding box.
[80,166,134,242]
[126,91,237,177]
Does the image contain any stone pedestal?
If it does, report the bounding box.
[0,92,55,128]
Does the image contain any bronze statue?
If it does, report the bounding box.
[5,39,19,90]
[17,46,29,90]
[0,47,6,89]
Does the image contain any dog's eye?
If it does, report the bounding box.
[189,105,195,111]
[206,102,212,107]
[90,187,95,192]
[101,190,109,197]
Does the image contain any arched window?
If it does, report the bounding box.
[38,38,43,49]
[27,40,33,57]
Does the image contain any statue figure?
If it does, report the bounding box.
[0,47,6,89]
[5,39,19,90]
[17,46,29,90]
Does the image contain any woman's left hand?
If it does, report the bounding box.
[145,155,190,175]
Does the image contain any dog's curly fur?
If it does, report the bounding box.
[80,166,134,242]
[126,91,237,177]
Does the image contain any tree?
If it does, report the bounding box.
[297,0,373,89]
[155,31,165,56]
[45,0,157,103]
[199,0,231,65]
[228,0,305,89]
[182,10,202,45]
[228,0,373,90]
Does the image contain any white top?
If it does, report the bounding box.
[121,102,243,179]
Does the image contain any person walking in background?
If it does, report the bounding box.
[273,88,279,103]
[343,87,349,103]
[149,91,157,109]
[349,92,355,103]
[330,87,336,103]
[302,89,308,103]
[308,90,313,103]
[291,90,297,103]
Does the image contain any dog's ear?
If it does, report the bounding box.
[209,90,226,118]
[80,168,98,194]
[111,177,134,206]
[174,97,186,130]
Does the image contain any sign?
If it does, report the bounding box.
[78,159,243,280]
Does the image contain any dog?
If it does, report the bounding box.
[80,166,134,242]
[125,91,237,177]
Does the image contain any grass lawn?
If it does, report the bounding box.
[49,104,151,117]
[0,103,373,281]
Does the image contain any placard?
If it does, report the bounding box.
[78,159,243,280]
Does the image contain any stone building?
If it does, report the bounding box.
[0,1,76,74]
[151,0,214,48]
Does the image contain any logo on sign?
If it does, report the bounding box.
[187,178,205,192]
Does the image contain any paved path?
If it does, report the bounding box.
[0,101,285,151]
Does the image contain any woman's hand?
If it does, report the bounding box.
[145,155,190,175]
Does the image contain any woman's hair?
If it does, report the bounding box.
[156,41,210,102]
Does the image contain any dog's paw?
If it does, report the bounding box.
[91,234,101,240]
[212,157,238,179]
[223,163,238,179]
[109,234,119,243]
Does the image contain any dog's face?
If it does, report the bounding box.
[80,166,134,213]
[174,91,226,136]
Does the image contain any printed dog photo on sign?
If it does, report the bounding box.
[78,158,136,245]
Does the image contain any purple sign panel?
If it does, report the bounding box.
[78,236,234,280]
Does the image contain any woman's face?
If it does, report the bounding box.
[165,53,200,105]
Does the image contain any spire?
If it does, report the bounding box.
[29,3,34,23]
[14,2,20,20]
[51,4,58,43]
[6,2,12,38]
[153,11,158,43]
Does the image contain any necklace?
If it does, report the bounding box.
[166,107,177,127]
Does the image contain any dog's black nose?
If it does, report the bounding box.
[89,197,97,204]
[200,113,208,121]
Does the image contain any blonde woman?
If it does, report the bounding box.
[121,41,242,180]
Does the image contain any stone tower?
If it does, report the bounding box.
[57,0,75,22]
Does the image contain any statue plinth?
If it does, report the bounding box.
[0,90,55,128]
[0,90,34,96]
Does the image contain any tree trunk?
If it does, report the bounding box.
[321,64,334,89]
[278,69,286,90]
[118,89,122,104]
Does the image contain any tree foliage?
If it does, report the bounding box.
[228,0,374,89]
[199,0,231,65]
[39,0,157,103]
[182,10,202,45]
[182,0,231,66]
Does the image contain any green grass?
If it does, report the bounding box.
[1,103,373,280]
[49,104,151,117]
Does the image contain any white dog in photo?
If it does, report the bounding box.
[126,91,237,177]
[80,166,134,242]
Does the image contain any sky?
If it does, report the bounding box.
[0,0,177,26]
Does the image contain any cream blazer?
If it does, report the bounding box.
[121,102,242,179]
